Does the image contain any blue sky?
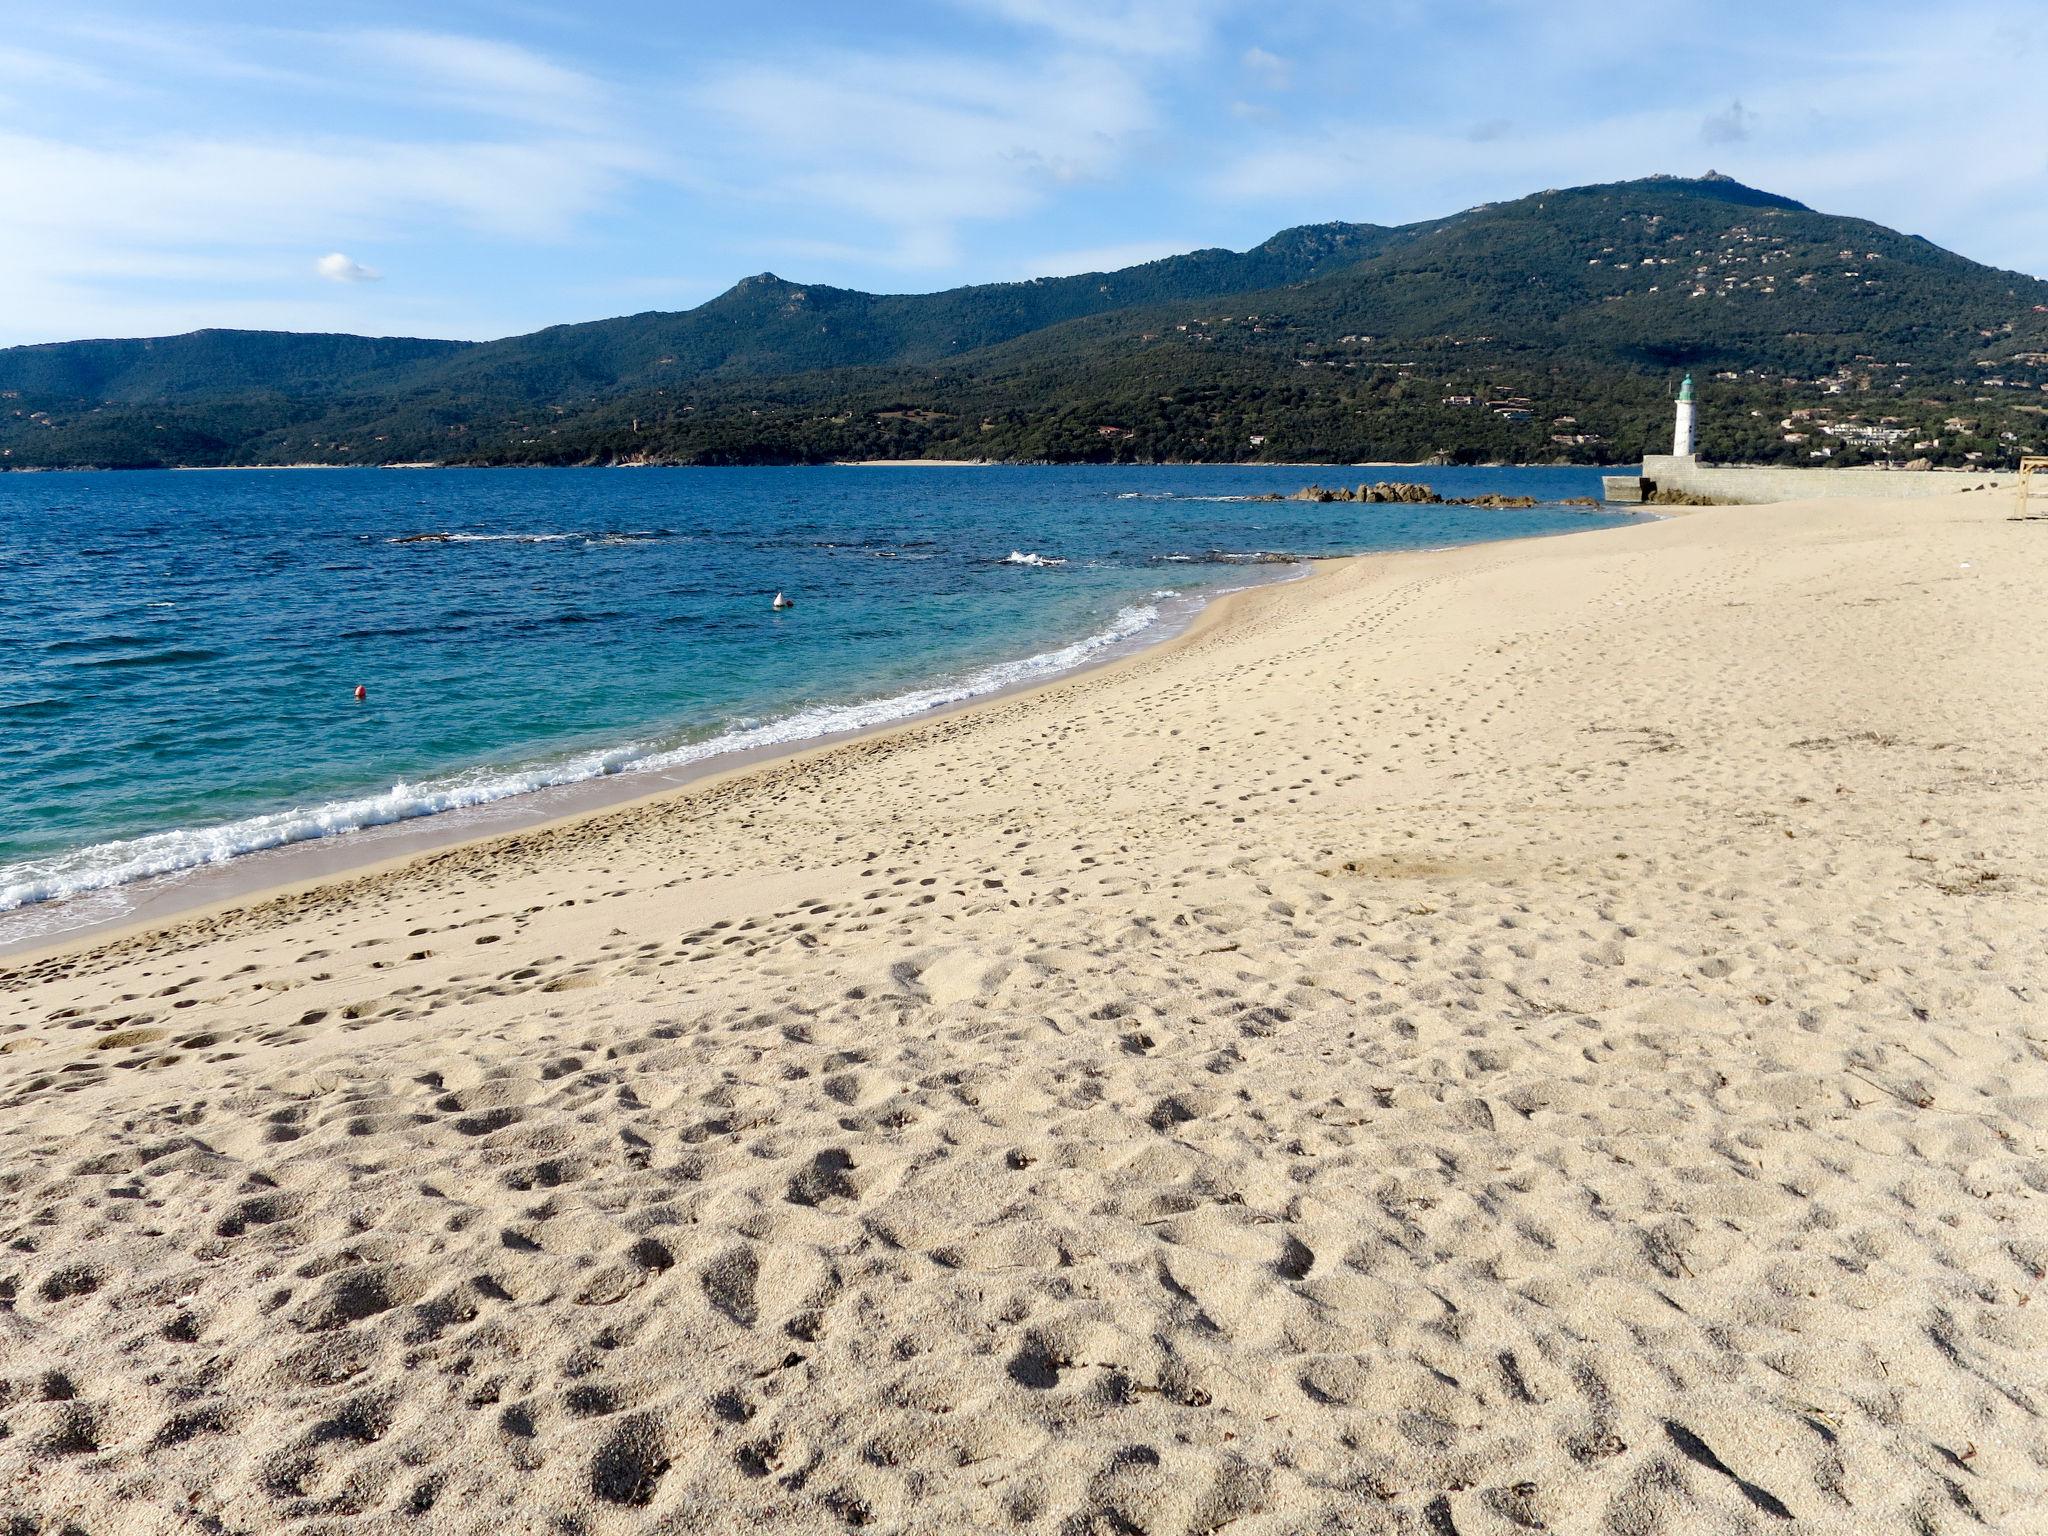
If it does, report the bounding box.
[4,0,2044,345]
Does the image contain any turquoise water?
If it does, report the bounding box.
[0,465,1627,928]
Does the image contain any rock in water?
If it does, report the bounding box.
[1285,482,1444,504]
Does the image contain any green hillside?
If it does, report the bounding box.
[405,221,1401,401]
[0,330,470,403]
[5,176,2046,471]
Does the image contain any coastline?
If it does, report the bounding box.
[0,561,1319,962]
[14,456,1634,473]
[16,456,2028,476]
[1,474,1633,959]
[5,483,2041,1532]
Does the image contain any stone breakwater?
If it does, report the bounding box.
[1261,481,1594,509]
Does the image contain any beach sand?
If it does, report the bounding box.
[3,489,2044,1534]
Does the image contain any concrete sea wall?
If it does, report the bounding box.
[1606,455,2019,505]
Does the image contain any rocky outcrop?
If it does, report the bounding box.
[1260,482,1434,504]
[1286,481,1442,504]
[1259,483,1540,509]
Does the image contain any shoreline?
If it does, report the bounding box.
[2,491,1641,963]
[0,562,1317,963]
[9,457,2031,476]
[9,458,1627,473]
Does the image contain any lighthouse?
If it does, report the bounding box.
[1673,373,1698,459]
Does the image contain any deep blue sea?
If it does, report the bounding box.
[0,465,1627,938]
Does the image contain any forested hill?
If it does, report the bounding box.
[0,222,1397,407]
[0,331,472,406]
[426,221,1404,397]
[6,174,2046,470]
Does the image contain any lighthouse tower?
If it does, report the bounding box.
[1673,373,1698,459]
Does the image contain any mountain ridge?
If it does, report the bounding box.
[5,175,2044,471]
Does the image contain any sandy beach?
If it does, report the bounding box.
[2,487,2043,1533]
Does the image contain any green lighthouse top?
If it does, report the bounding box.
[1679,373,1695,403]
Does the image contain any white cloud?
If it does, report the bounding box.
[22,16,314,92]
[19,18,610,130]
[337,30,607,132]
[1204,15,2048,276]
[694,49,1155,270]
[0,42,123,95]
[0,128,652,341]
[962,0,1227,58]
[8,0,2046,346]
[4,131,646,246]
[0,13,661,343]
[316,252,380,283]
[1242,46,1291,89]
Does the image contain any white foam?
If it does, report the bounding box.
[447,532,574,542]
[386,531,575,544]
[1000,550,1066,567]
[1111,492,1260,503]
[0,603,1162,917]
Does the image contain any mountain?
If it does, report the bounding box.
[408,221,1401,399]
[0,331,471,404]
[0,223,1395,409]
[5,175,2045,470]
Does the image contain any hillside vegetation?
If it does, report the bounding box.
[5,176,2045,470]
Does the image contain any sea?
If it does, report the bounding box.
[0,464,1631,946]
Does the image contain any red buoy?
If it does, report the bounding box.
[353,684,368,702]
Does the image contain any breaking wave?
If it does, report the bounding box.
[0,603,1162,916]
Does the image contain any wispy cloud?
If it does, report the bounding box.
[3,0,2045,346]
[0,42,124,95]
[337,30,608,132]
[694,49,1155,269]
[0,14,655,342]
[5,131,646,247]
[1203,2,2048,273]
[1241,46,1290,90]
[962,0,1227,58]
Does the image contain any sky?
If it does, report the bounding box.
[4,0,2045,346]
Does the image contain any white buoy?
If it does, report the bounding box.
[772,590,793,610]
